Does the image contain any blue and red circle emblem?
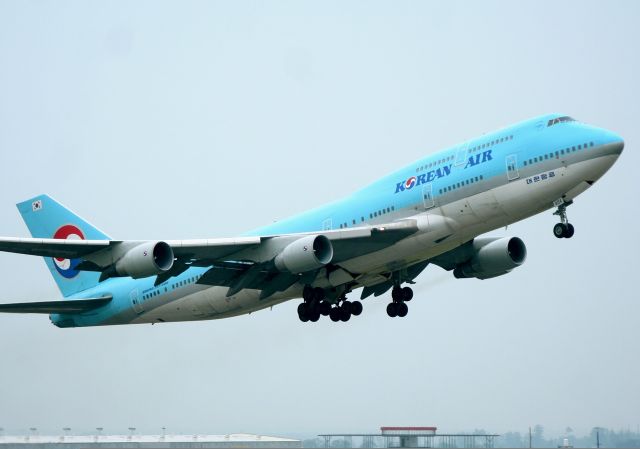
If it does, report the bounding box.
[52,224,85,279]
[404,176,417,190]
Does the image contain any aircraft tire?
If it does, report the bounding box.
[553,223,567,238]
[309,311,320,322]
[391,287,403,302]
[339,308,351,322]
[397,302,408,317]
[297,303,309,322]
[350,301,363,316]
[319,301,331,316]
[386,302,397,318]
[565,223,575,238]
[329,308,341,322]
[402,287,413,301]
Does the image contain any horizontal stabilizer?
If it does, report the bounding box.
[0,296,112,314]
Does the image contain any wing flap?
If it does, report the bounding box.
[168,237,262,261]
[0,296,112,314]
[327,219,419,262]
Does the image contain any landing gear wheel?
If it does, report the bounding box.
[329,307,341,322]
[396,302,408,317]
[319,301,331,316]
[553,222,575,238]
[401,287,413,302]
[565,223,575,238]
[553,223,567,239]
[391,287,403,302]
[350,301,363,316]
[386,302,398,318]
[308,311,320,322]
[339,306,351,322]
[553,200,574,239]
[297,303,309,322]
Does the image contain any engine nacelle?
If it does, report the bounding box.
[454,237,527,280]
[274,235,333,273]
[115,241,174,279]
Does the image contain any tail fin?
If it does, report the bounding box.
[16,195,110,298]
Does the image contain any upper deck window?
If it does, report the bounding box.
[547,116,575,127]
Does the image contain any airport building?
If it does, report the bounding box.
[319,426,498,448]
[0,434,301,449]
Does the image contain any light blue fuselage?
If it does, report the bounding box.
[52,113,624,327]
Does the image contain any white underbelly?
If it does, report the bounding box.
[133,285,300,323]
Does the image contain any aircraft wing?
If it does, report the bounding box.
[189,221,419,298]
[321,220,418,262]
[0,220,419,291]
[166,220,418,264]
[0,236,262,260]
[0,296,112,314]
[0,237,111,257]
[0,220,417,264]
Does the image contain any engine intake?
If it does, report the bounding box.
[115,241,174,279]
[274,235,333,273]
[454,237,527,280]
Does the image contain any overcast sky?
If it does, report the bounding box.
[0,0,639,441]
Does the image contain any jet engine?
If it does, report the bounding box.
[274,235,334,273]
[453,237,527,280]
[114,241,174,279]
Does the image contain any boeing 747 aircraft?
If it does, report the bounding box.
[0,114,624,327]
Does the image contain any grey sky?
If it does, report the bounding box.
[0,0,639,440]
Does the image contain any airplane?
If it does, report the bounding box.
[0,113,624,327]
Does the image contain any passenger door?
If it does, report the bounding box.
[454,143,469,167]
[422,183,435,210]
[506,154,519,181]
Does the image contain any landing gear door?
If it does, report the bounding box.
[422,183,435,209]
[506,154,519,181]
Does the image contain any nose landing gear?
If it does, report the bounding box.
[553,200,575,239]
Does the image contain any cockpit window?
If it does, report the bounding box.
[547,116,575,127]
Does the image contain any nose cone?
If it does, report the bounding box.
[612,135,624,155]
[604,130,624,155]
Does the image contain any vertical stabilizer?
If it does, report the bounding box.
[16,195,110,297]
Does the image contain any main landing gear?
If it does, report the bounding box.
[552,200,575,239]
[297,286,363,323]
[387,285,413,318]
